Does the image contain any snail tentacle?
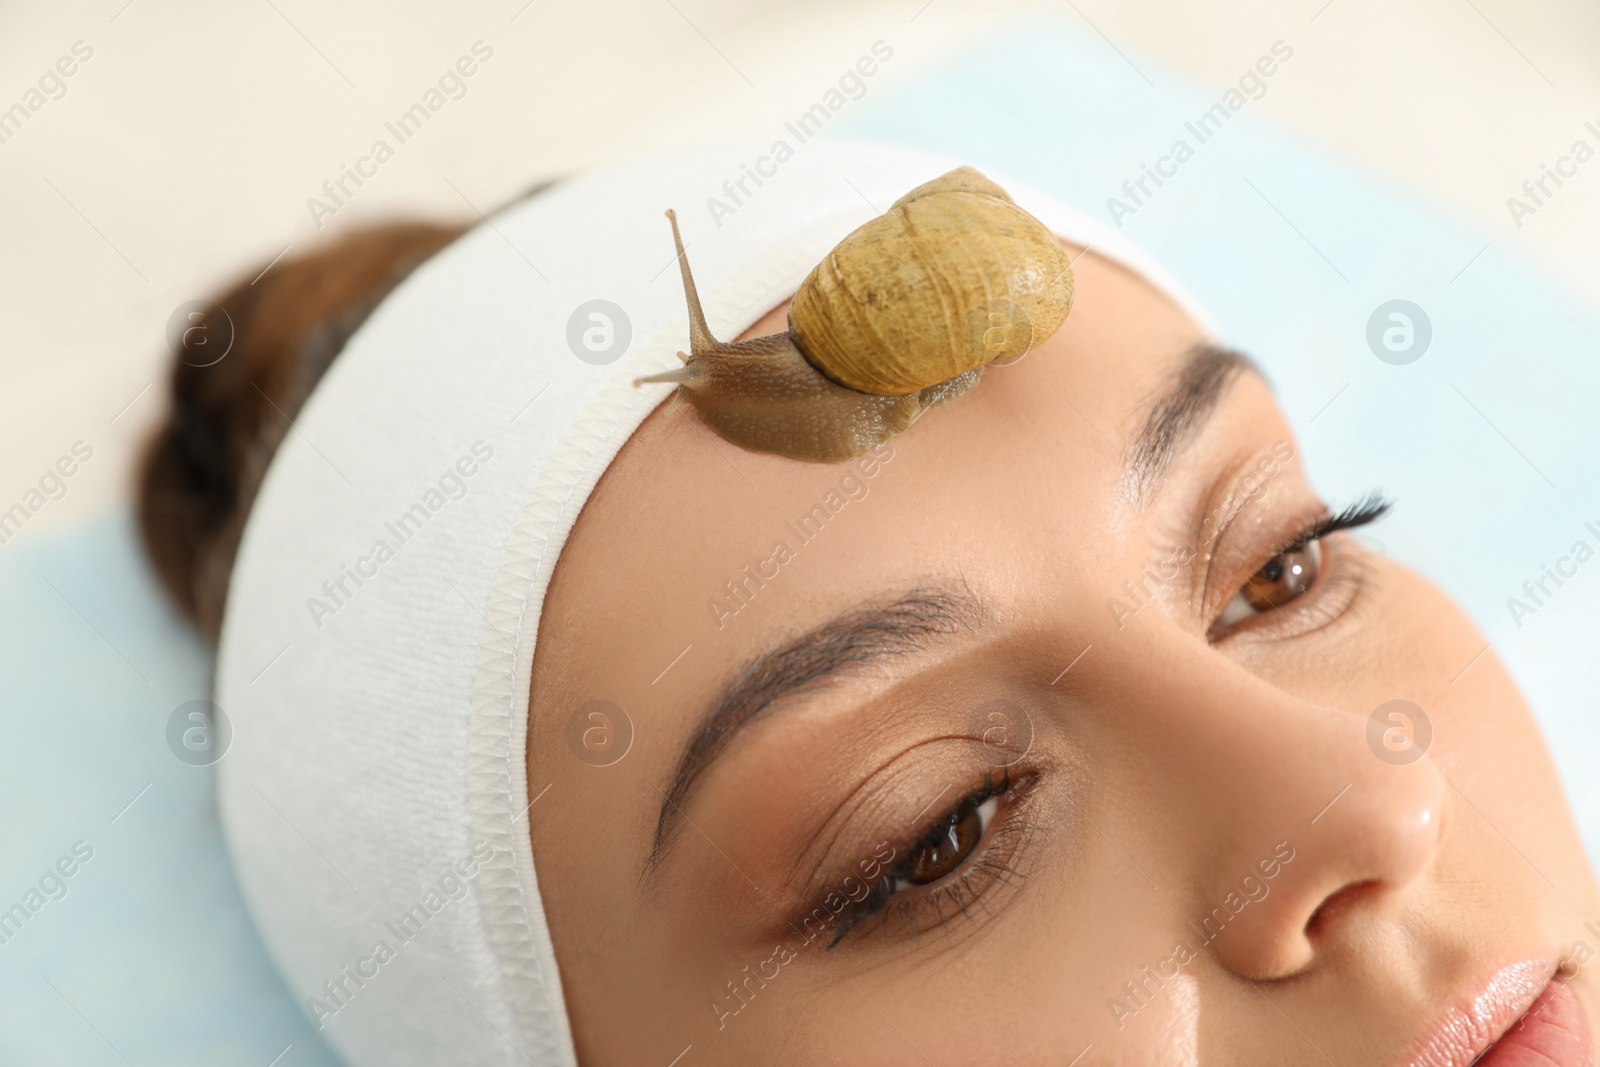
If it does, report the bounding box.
[665,208,720,357]
[633,362,702,386]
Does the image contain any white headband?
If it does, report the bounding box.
[214,137,1211,1066]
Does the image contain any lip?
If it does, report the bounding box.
[1403,960,1593,1067]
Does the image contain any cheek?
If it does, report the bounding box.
[1235,556,1571,853]
[1371,563,1600,909]
[1371,563,1545,781]
[1334,559,1517,730]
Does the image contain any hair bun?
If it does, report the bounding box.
[137,221,465,640]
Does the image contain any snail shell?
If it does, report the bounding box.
[635,167,1074,462]
[791,167,1074,396]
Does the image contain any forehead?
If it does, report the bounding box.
[535,247,1217,708]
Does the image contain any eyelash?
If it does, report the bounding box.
[1282,493,1391,554]
[823,768,1038,948]
[1210,492,1392,639]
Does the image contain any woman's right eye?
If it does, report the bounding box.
[899,795,997,887]
[823,769,1034,947]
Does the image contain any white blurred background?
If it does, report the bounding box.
[2,0,1598,535]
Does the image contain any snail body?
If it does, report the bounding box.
[636,167,1073,462]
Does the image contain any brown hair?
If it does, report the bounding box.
[137,221,467,642]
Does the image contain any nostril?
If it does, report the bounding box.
[1304,879,1381,943]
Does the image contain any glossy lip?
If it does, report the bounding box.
[1401,959,1558,1067]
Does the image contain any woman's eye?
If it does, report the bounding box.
[901,796,995,887]
[823,782,1020,948]
[1216,539,1322,628]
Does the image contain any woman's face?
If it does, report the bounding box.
[527,244,1599,1065]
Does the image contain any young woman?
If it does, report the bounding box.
[140,140,1598,1066]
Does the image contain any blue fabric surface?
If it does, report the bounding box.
[0,512,340,1066]
[2,17,1595,1062]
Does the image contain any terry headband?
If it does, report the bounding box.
[213,137,1213,1066]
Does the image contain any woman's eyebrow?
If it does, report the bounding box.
[1124,345,1265,505]
[644,581,984,881]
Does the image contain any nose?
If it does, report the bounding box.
[1161,666,1448,981]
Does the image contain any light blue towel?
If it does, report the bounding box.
[0,513,341,1065]
[3,17,1594,1064]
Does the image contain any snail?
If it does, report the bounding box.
[635,167,1075,462]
